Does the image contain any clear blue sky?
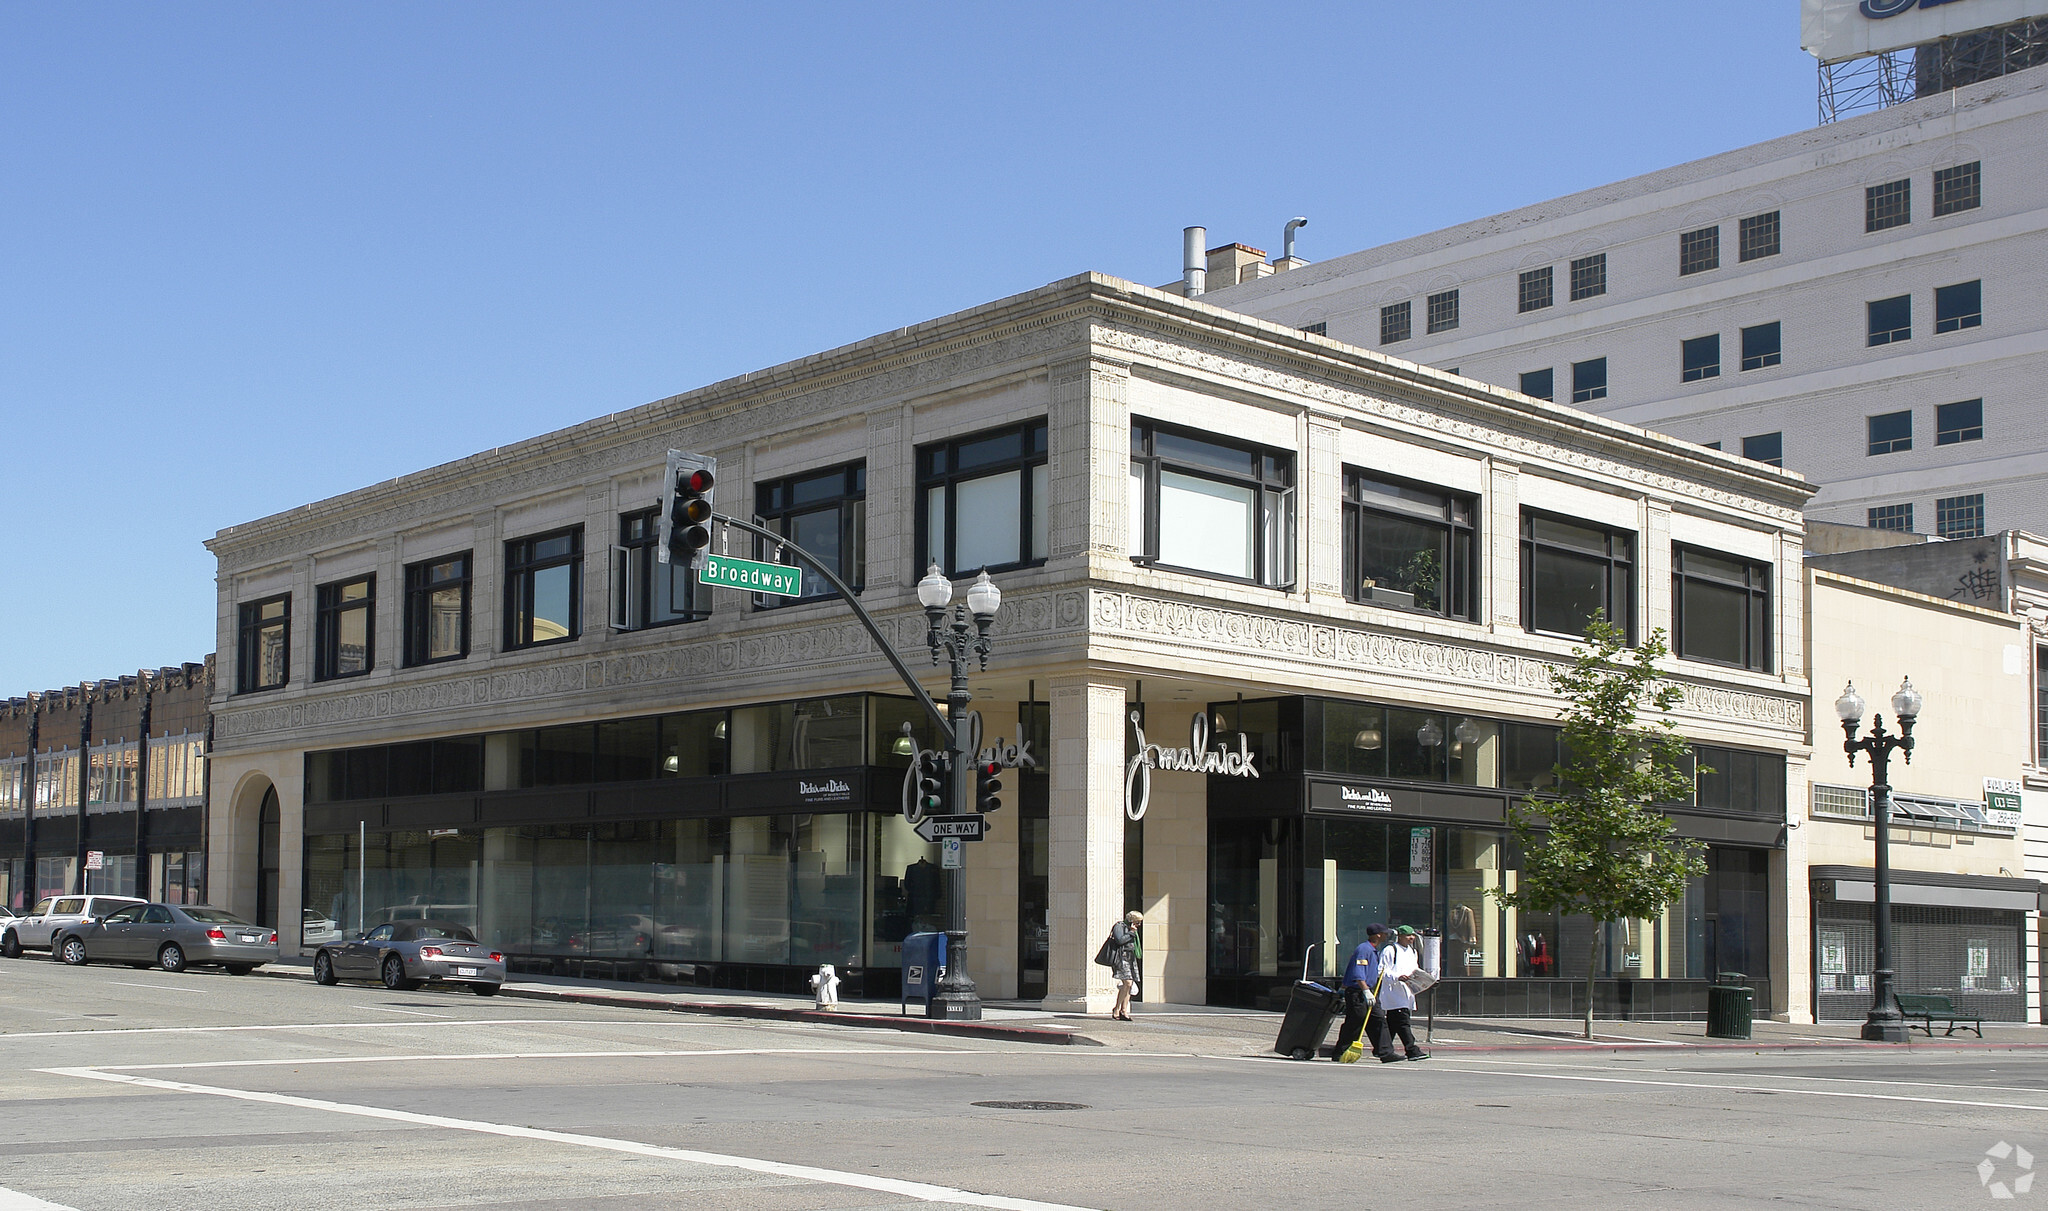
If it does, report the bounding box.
[0,3,1816,694]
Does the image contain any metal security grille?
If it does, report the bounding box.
[1813,901,2025,1021]
[1866,179,1911,232]
[1679,227,1719,275]
[1933,161,1981,216]
[1569,253,1606,301]
[1738,211,1780,261]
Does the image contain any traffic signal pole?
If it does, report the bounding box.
[705,510,986,1018]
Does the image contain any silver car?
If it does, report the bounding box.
[4,894,147,957]
[313,919,505,995]
[55,903,279,974]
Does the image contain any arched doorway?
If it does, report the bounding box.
[257,786,280,929]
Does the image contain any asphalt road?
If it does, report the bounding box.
[2,959,2044,1210]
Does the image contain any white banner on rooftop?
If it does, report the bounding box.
[1802,0,2048,64]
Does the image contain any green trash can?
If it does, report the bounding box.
[1706,971,1753,1040]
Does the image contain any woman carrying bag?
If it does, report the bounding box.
[1093,910,1144,1020]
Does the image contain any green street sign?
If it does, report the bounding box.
[698,553,803,597]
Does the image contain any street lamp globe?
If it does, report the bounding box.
[965,569,1001,619]
[1834,681,1866,724]
[1890,677,1923,722]
[917,564,953,610]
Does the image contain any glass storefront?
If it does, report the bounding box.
[304,811,943,988]
[1813,901,2027,1023]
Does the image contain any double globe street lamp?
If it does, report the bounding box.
[915,564,1002,1020]
[1834,676,1924,1044]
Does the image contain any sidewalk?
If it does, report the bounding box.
[256,957,2048,1054]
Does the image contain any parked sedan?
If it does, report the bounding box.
[53,903,279,973]
[312,919,505,994]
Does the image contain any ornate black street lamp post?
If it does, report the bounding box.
[916,564,1001,1020]
[1834,677,1923,1044]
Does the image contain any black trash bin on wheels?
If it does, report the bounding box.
[1273,945,1343,1061]
[1706,971,1754,1040]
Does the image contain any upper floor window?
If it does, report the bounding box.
[1936,399,1983,446]
[1867,294,1911,346]
[1936,493,1985,540]
[504,527,582,649]
[1679,226,1719,275]
[404,552,470,667]
[1521,513,1634,643]
[918,420,1048,576]
[2036,645,2047,766]
[1742,432,1783,467]
[1519,368,1553,401]
[314,575,373,682]
[1681,334,1721,382]
[1738,211,1780,261]
[236,594,290,694]
[756,462,865,606]
[612,509,707,631]
[1868,410,1912,456]
[1129,421,1293,587]
[1518,267,1553,313]
[1342,470,1476,621]
[1934,280,1981,333]
[1740,322,1781,370]
[1426,289,1460,334]
[1866,179,1910,232]
[1569,253,1606,301]
[1672,546,1771,672]
[1571,357,1607,404]
[1299,321,1327,336]
[1380,301,1411,345]
[1868,503,1913,532]
[1933,161,1981,217]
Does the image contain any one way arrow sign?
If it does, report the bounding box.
[913,814,986,841]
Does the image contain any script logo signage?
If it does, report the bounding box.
[1124,711,1258,821]
[898,710,1038,818]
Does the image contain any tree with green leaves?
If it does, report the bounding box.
[1488,616,1706,1040]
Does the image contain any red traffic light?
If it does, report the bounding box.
[682,467,714,494]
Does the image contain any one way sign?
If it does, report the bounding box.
[913,814,986,841]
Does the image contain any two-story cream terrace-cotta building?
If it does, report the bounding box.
[204,273,1814,1018]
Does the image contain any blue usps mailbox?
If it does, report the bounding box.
[901,931,946,1016]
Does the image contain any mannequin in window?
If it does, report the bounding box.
[904,857,942,929]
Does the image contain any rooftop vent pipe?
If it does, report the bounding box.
[1283,217,1308,262]
[1182,227,1206,297]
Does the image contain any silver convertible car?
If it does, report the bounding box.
[312,920,506,994]
[54,903,278,973]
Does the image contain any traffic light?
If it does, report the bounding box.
[917,762,946,816]
[975,760,1003,813]
[658,451,717,567]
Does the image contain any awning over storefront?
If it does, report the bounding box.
[1811,865,2041,912]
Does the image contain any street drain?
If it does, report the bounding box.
[973,1101,1089,1111]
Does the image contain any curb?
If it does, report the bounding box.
[253,965,1095,1047]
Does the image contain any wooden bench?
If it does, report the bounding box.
[1894,993,1984,1038]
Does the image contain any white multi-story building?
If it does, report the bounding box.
[1196,66,2048,543]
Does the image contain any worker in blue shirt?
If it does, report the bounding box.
[1333,922,1398,1062]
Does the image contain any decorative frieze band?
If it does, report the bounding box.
[1089,589,1804,731]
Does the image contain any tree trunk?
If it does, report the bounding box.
[1584,920,1602,1041]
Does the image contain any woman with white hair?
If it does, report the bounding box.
[1107,910,1143,1021]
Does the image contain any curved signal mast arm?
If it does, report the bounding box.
[708,511,955,744]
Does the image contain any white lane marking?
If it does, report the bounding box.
[0,1187,84,1210]
[108,982,206,994]
[104,1047,971,1071]
[0,1018,675,1040]
[1435,1060,2048,1113]
[46,1068,1099,1211]
[349,1004,452,1018]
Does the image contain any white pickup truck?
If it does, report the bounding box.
[1,895,147,958]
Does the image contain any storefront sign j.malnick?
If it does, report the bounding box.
[1125,710,1258,820]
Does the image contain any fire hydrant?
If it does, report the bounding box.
[810,963,840,1011]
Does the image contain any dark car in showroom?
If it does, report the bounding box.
[51,903,279,973]
[312,919,506,994]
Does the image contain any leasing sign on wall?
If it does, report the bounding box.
[1802,0,2048,64]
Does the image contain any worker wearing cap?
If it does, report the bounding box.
[1333,923,1399,1062]
[1378,925,1430,1061]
